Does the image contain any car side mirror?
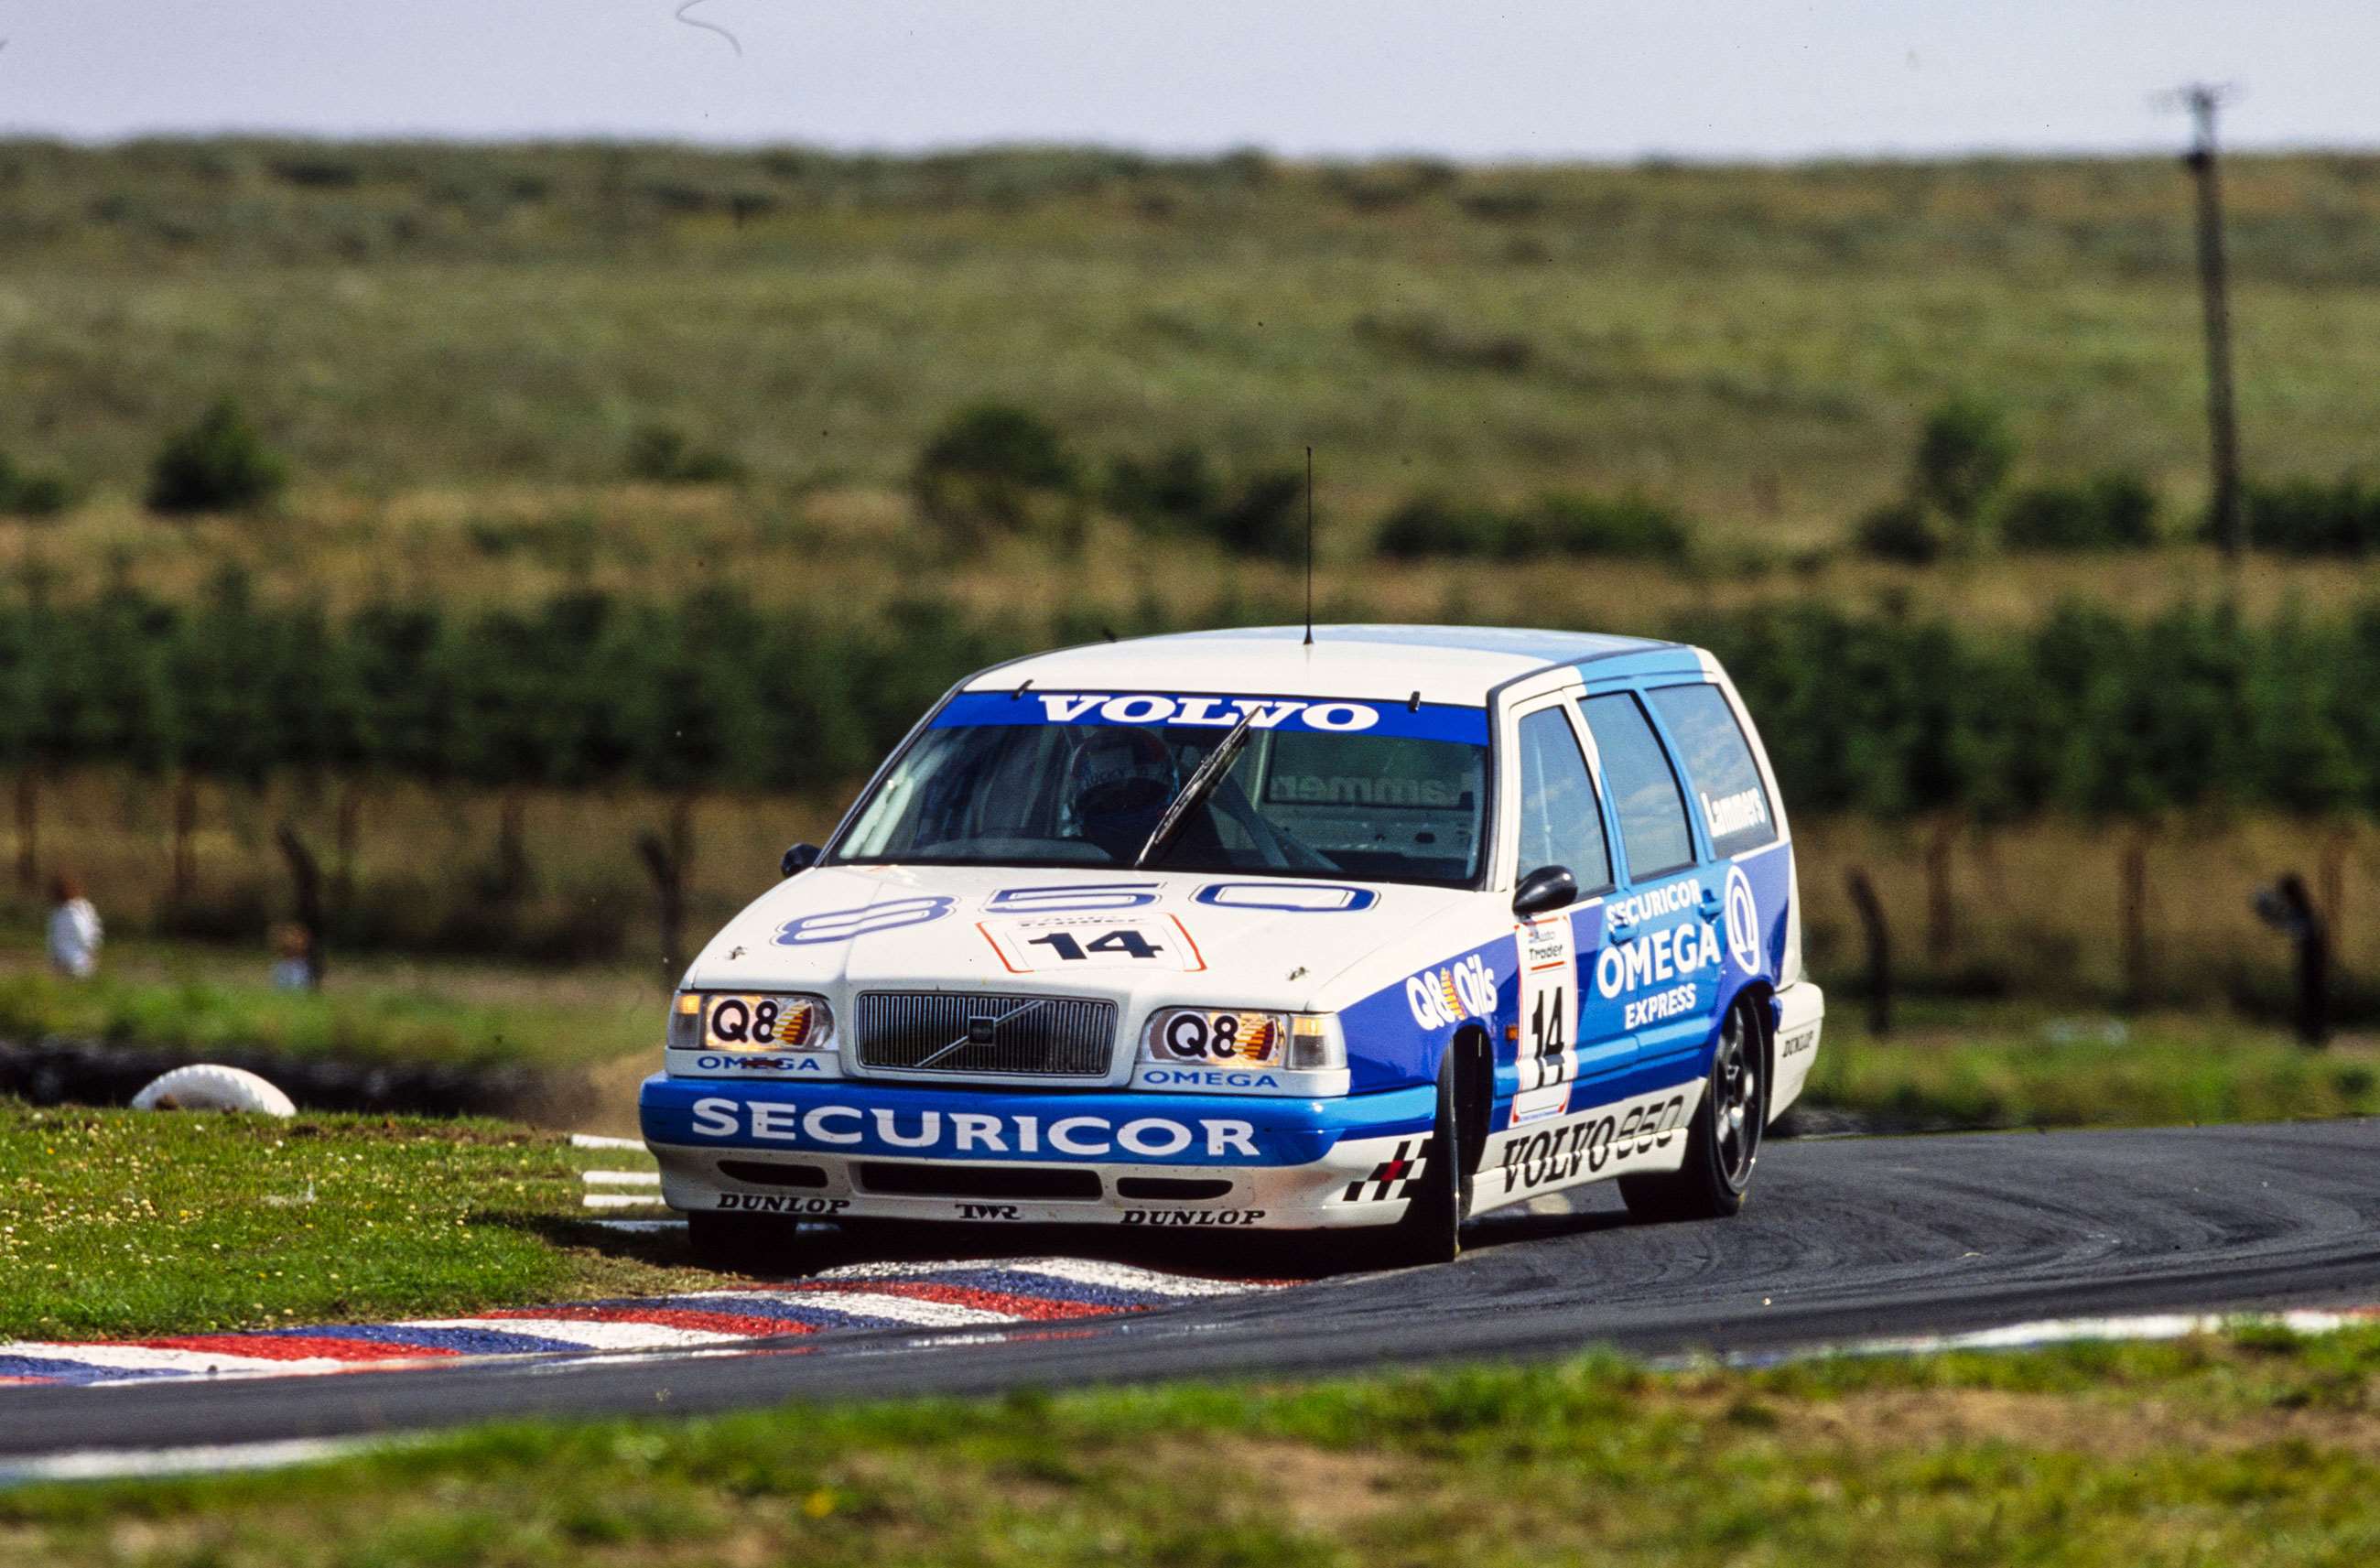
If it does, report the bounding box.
[781,842,821,878]
[1512,864,1577,919]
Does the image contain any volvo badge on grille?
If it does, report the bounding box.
[967,1016,998,1044]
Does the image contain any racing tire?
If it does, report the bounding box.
[1619,996,1765,1223]
[1340,1054,1464,1271]
[130,1064,297,1118]
[687,1211,800,1274]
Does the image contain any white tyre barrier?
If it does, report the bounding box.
[131,1065,298,1118]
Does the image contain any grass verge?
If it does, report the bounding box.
[5,1328,2379,1562]
[1801,1002,2380,1131]
[0,1105,705,1341]
[0,949,655,1073]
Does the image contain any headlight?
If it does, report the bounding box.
[667,990,835,1053]
[1141,1009,1344,1072]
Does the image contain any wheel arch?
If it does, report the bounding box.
[1726,978,1780,1126]
[1448,1022,1496,1179]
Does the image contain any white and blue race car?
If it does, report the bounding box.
[641,625,1823,1269]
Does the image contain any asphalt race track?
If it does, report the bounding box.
[6,1119,2378,1460]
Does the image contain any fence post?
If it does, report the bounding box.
[1844,868,1892,1037]
[2253,872,2330,1048]
[636,796,697,988]
[274,820,325,989]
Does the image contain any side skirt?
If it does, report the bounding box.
[1466,1079,1705,1219]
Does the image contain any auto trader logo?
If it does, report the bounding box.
[1407,954,1494,1030]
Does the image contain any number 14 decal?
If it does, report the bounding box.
[1511,914,1578,1123]
[979,915,1207,974]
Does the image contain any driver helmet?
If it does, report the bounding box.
[1064,726,1178,853]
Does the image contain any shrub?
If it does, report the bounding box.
[624,425,745,484]
[1377,492,1691,561]
[1999,473,2160,551]
[146,398,287,514]
[1103,444,1217,531]
[1208,470,1304,562]
[0,452,74,518]
[2227,478,2380,556]
[912,402,1078,546]
[1910,395,2015,525]
[1106,446,1302,561]
[1521,493,1691,560]
[1854,499,1953,564]
[1376,494,1509,558]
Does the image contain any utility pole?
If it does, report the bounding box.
[2175,84,2244,557]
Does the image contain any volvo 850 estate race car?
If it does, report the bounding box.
[641,625,1823,1268]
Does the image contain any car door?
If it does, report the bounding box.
[1502,693,1623,1127]
[1577,688,1725,1089]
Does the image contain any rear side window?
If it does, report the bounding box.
[1514,708,1613,893]
[1581,693,1694,880]
[1648,683,1778,858]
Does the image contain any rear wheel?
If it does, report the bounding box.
[1341,1054,1464,1271]
[1620,996,1765,1222]
[687,1210,800,1273]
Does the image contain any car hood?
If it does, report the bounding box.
[682,862,1476,1013]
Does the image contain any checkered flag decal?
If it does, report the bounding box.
[1345,1136,1432,1204]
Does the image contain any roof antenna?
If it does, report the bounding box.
[1304,445,1315,647]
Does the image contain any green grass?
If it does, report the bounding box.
[0,944,656,1073]
[7,143,2380,578]
[5,1327,2379,1563]
[0,1106,703,1340]
[1802,1001,2380,1130]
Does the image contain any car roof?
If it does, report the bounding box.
[964,624,1696,706]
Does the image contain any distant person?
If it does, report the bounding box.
[47,874,102,979]
[269,923,317,991]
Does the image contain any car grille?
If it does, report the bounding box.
[853,992,1116,1077]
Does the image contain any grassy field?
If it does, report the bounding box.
[1802,1001,2380,1131]
[0,951,653,1073]
[0,1106,705,1341]
[9,483,2378,631]
[9,762,2374,1019]
[5,1327,2379,1563]
[4,143,2379,622]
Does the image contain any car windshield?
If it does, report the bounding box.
[831,691,1490,886]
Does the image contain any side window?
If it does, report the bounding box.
[1581,693,1694,880]
[1647,683,1779,858]
[1514,708,1613,894]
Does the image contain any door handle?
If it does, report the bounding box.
[1699,883,1724,918]
[1606,910,1636,942]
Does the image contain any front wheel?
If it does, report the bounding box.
[1620,996,1765,1222]
[1338,1054,1464,1271]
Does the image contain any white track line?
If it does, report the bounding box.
[580,1171,662,1186]
[404,1318,741,1350]
[568,1133,645,1151]
[673,1290,1014,1328]
[1664,1305,2380,1371]
[0,1437,390,1487]
[993,1257,1267,1297]
[581,1193,667,1209]
[588,1218,687,1233]
[0,1345,359,1378]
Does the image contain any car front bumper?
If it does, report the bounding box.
[638,1073,1438,1230]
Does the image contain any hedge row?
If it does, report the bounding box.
[4,584,2378,821]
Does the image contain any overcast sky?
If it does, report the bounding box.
[0,2,2371,160]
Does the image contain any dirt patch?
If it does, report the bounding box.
[1139,1436,1408,1531]
[1713,1381,2380,1461]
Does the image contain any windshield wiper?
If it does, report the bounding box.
[1135,708,1258,869]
